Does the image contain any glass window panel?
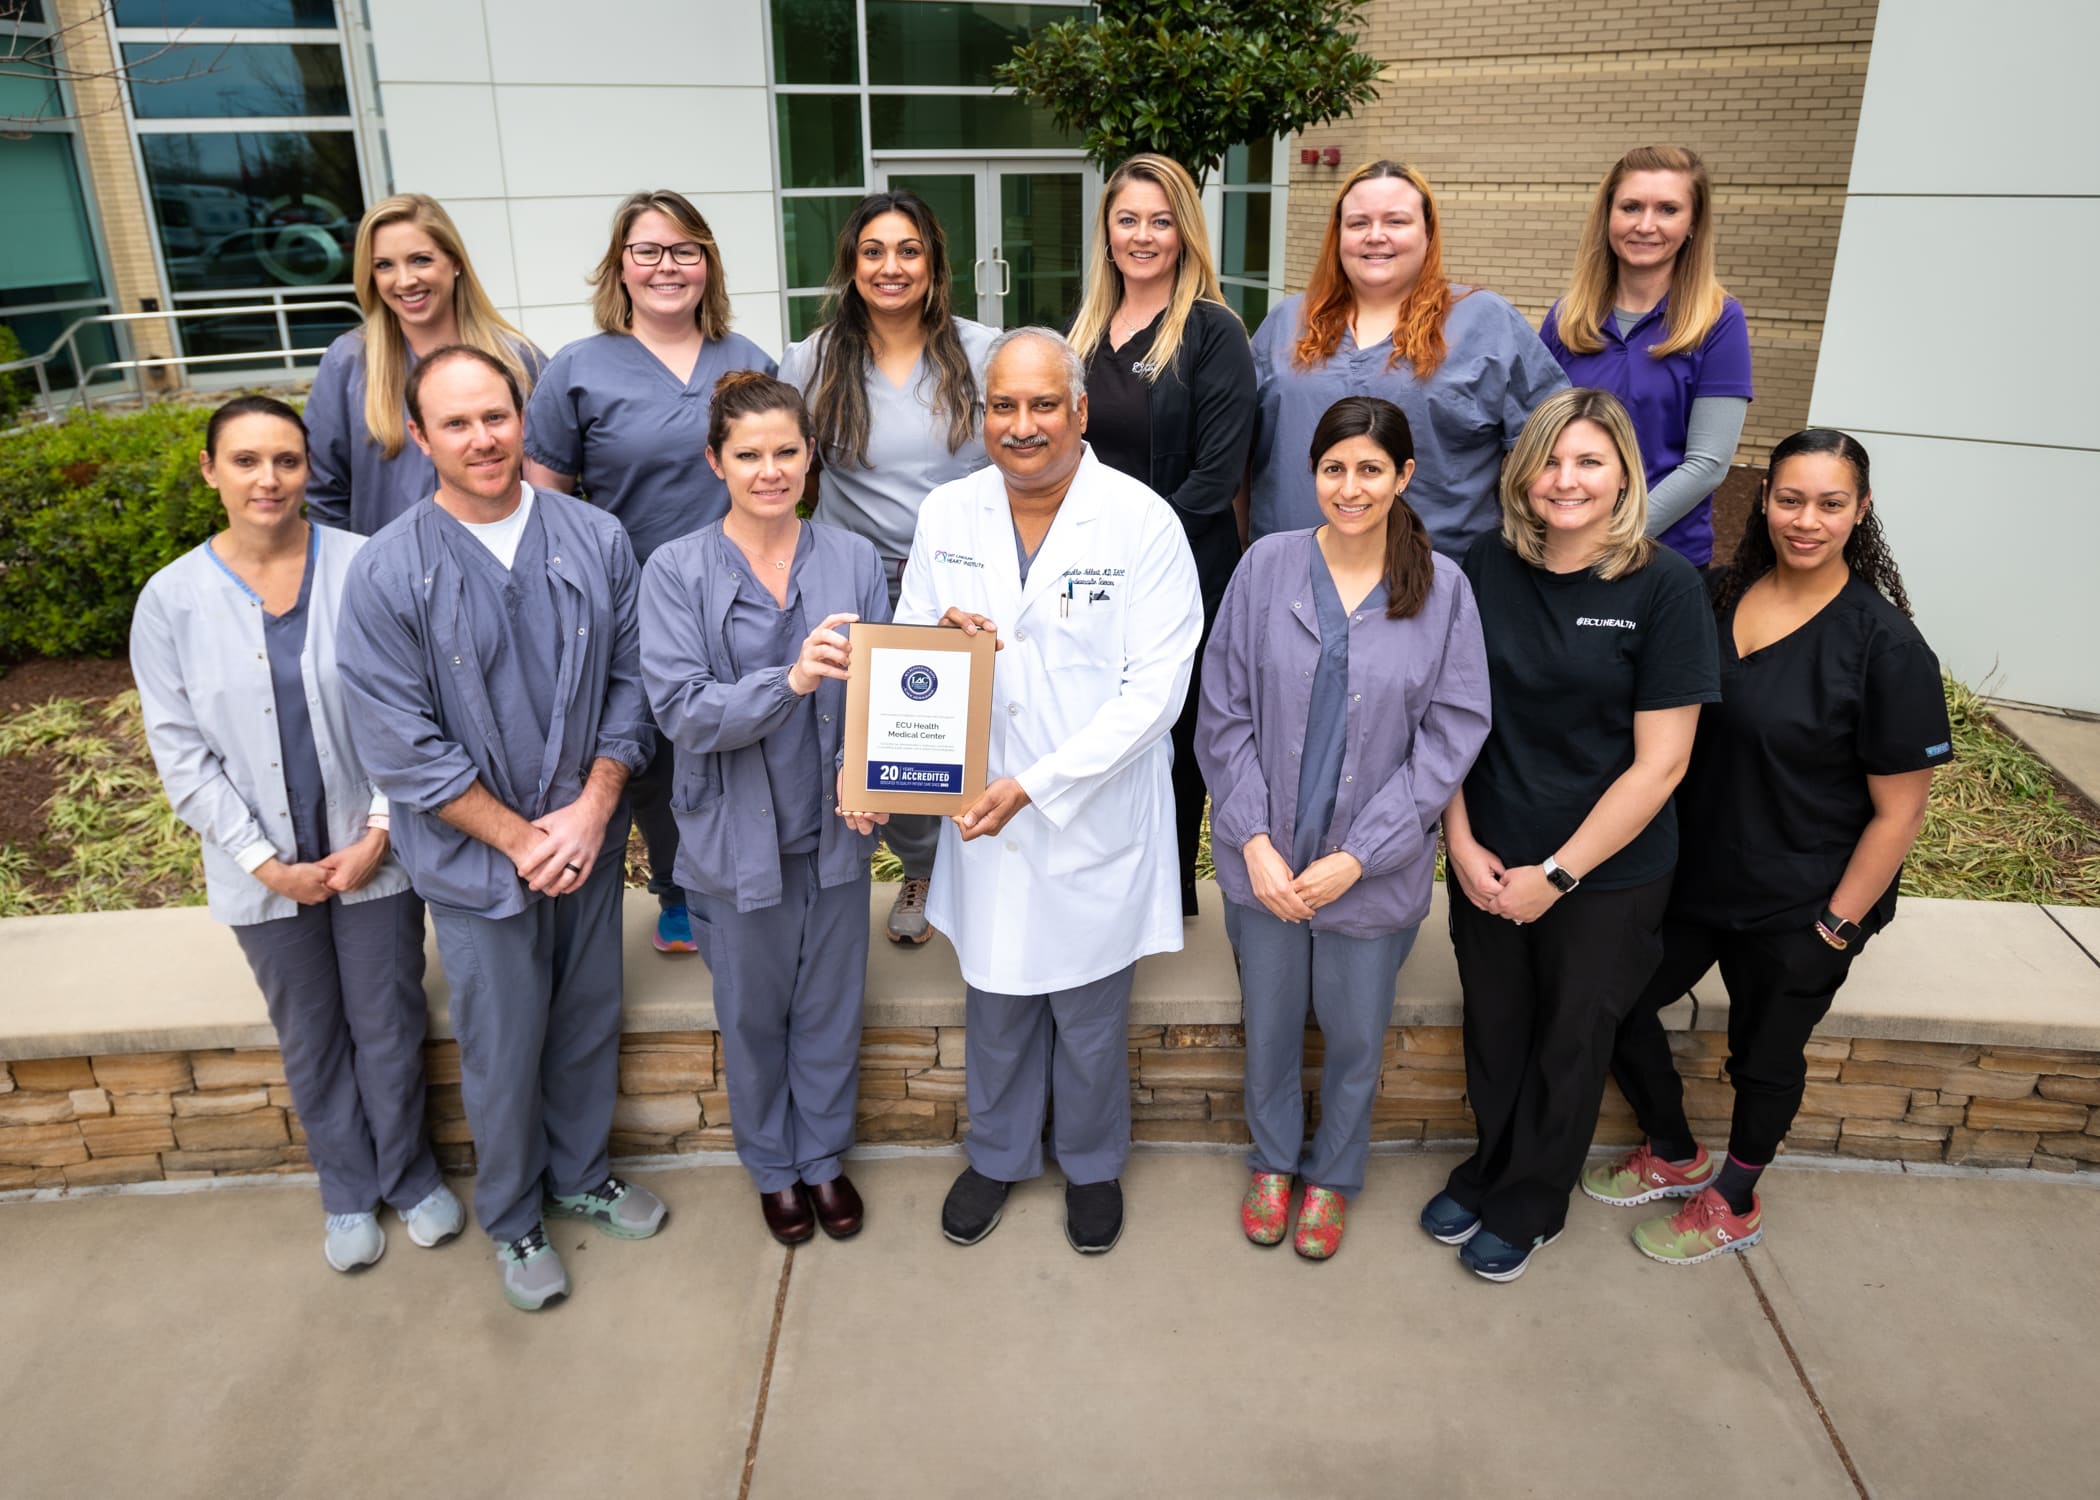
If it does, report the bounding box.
[870,94,1076,152]
[8,1,49,22]
[1223,138,1273,186]
[782,194,860,289]
[0,55,61,121]
[0,134,105,302]
[139,130,363,293]
[113,0,335,25]
[1220,189,1270,281]
[771,0,857,85]
[172,297,353,373]
[884,171,978,312]
[776,93,862,190]
[997,170,1082,330]
[1221,280,1269,333]
[867,2,1086,88]
[124,43,349,119]
[786,293,829,344]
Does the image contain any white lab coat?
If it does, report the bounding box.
[897,446,1202,993]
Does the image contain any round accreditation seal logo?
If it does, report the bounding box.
[900,664,939,702]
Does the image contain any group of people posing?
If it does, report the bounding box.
[131,145,1950,1311]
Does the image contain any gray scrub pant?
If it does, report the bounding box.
[695,852,870,1194]
[963,964,1136,1186]
[429,860,625,1243]
[1232,901,1418,1199]
[882,814,940,884]
[233,889,439,1217]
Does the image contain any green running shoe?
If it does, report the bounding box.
[1582,1142,1715,1207]
[1632,1186,1763,1265]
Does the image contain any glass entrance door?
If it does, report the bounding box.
[882,160,1089,330]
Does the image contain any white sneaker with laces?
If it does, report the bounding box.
[402,1183,466,1247]
[323,1211,385,1272]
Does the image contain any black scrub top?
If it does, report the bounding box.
[1672,571,1952,935]
[1084,316,1157,485]
[1460,534,1720,890]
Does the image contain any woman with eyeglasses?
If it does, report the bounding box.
[777,190,993,948]
[524,189,776,959]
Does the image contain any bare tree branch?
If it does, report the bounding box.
[2,2,227,133]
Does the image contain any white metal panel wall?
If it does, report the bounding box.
[1809,0,2100,712]
[364,0,783,360]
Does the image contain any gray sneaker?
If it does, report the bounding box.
[886,877,932,945]
[402,1183,466,1247]
[497,1226,567,1311]
[323,1211,385,1272]
[546,1175,667,1240]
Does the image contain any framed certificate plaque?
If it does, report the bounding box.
[842,623,997,814]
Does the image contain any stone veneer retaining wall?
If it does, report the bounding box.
[7,1026,2100,1193]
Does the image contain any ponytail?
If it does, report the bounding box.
[1307,395,1435,620]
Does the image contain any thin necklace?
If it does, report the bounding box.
[731,521,797,572]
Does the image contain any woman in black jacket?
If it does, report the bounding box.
[1069,152,1258,914]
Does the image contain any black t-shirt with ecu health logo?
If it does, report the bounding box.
[1671,571,1952,936]
[1460,533,1720,890]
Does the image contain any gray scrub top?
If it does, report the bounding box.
[306,330,547,536]
[525,330,778,566]
[209,528,330,865]
[436,504,564,807]
[778,320,995,592]
[1248,289,1568,556]
[718,530,824,855]
[1292,549,1386,873]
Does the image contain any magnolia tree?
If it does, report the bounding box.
[996,0,1384,187]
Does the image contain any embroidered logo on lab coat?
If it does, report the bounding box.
[1057,567,1126,617]
[933,550,984,569]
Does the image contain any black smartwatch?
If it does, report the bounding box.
[1542,856,1581,895]
[1818,907,1863,950]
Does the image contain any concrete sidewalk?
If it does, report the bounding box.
[3,1151,2096,1499]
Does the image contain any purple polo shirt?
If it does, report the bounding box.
[1539,294,1754,567]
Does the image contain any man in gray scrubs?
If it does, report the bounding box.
[338,346,667,1311]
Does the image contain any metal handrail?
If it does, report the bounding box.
[1,301,365,422]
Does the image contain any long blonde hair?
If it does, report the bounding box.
[1497,387,1655,581]
[1555,146,1728,359]
[351,194,532,460]
[589,189,732,339]
[1067,154,1226,385]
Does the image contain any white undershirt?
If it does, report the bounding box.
[454,483,535,569]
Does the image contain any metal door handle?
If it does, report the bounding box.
[994,255,1012,296]
[972,257,986,292]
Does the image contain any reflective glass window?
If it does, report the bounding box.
[113,0,335,24]
[787,293,828,343]
[776,93,862,190]
[0,54,61,121]
[1224,138,1274,186]
[998,170,1082,329]
[124,43,350,119]
[138,131,363,292]
[0,134,105,307]
[1222,281,1269,332]
[771,0,857,85]
[782,194,860,289]
[173,297,358,373]
[866,2,1086,87]
[1221,190,1270,281]
[870,94,1075,152]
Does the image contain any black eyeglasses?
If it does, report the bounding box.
[624,241,707,267]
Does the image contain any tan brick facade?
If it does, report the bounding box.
[50,0,176,385]
[1283,1,1880,461]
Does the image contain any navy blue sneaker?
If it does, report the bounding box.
[1458,1226,1562,1283]
[1419,1191,1482,1246]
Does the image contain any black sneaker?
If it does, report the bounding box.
[1065,1178,1123,1254]
[941,1166,1010,1246]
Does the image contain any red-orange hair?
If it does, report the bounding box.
[1294,160,1457,380]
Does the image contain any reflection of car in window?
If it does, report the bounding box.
[154,184,252,257]
[160,189,355,288]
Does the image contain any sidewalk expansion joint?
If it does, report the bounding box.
[1737,1254,1869,1498]
[2041,905,2100,970]
[739,1244,795,1500]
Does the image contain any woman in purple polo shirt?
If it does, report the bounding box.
[1197,396,1490,1260]
[1540,146,1753,568]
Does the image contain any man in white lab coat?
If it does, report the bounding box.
[895,326,1201,1254]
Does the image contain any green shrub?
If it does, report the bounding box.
[0,325,31,429]
[0,403,225,660]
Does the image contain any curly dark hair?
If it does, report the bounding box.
[1712,428,1913,616]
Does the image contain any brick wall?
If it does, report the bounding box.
[7,1024,2099,1192]
[1282,0,1880,462]
[51,0,177,383]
